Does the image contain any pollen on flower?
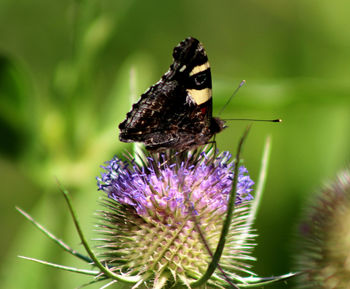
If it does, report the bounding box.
[96,148,256,288]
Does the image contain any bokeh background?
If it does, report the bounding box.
[1,1,349,288]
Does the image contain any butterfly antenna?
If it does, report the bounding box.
[218,80,246,116]
[223,118,282,123]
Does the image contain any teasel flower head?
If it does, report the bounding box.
[96,147,256,288]
[296,169,350,288]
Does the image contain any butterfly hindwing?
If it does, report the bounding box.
[119,37,225,152]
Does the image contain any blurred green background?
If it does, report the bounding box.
[1,0,349,288]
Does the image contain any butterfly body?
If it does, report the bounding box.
[119,37,225,152]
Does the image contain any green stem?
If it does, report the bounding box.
[249,135,271,224]
[59,184,141,284]
[18,255,98,275]
[239,135,271,247]
[191,125,251,287]
[16,207,92,263]
[236,272,301,287]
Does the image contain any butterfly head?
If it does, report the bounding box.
[211,117,227,135]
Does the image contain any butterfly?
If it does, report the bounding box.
[119,37,226,152]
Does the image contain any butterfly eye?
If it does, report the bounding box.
[193,73,207,86]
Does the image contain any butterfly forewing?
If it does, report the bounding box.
[119,37,225,152]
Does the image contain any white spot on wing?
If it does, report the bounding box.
[179,65,187,72]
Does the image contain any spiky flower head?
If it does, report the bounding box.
[296,169,350,288]
[97,148,256,288]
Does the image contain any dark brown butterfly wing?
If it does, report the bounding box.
[119,37,225,152]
